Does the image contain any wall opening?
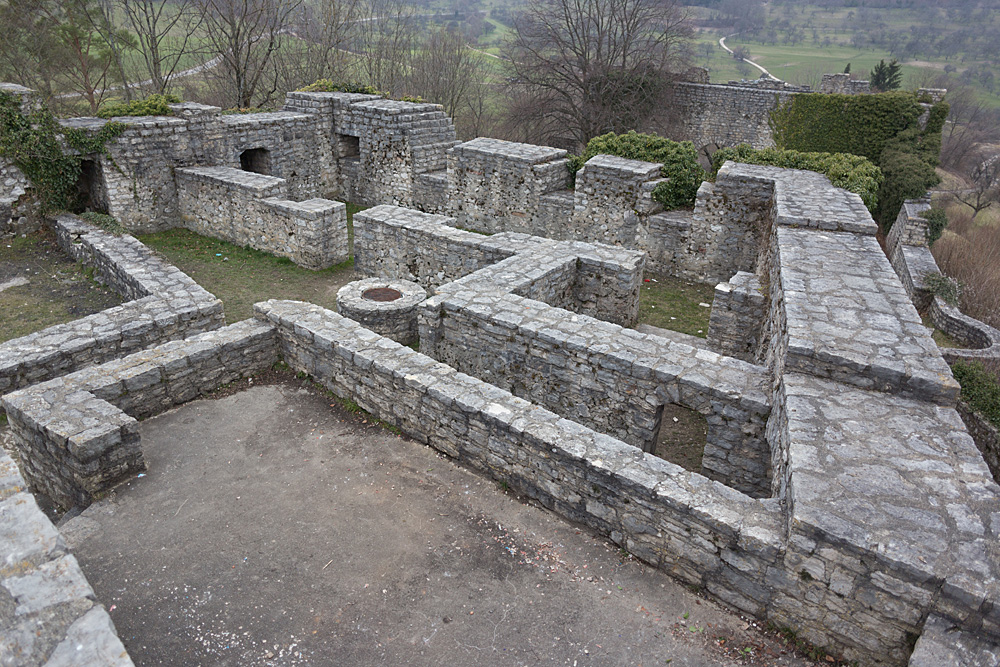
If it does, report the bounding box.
[73,159,109,214]
[338,134,360,159]
[649,403,708,473]
[240,147,271,175]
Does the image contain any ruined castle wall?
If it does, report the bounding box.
[418,288,773,498]
[886,198,1000,364]
[668,82,795,153]
[1,319,277,510]
[0,215,223,398]
[175,166,349,270]
[445,138,571,235]
[707,272,768,363]
[338,99,458,207]
[257,297,787,605]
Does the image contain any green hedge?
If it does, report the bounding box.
[97,94,181,118]
[297,80,382,95]
[570,131,706,210]
[710,145,883,212]
[770,91,923,161]
[952,361,1000,429]
[771,91,948,232]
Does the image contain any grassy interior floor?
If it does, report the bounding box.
[0,229,122,343]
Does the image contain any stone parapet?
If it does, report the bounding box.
[176,166,348,269]
[2,320,278,509]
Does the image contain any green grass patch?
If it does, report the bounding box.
[0,231,122,343]
[137,229,356,323]
[952,361,1000,429]
[637,275,715,338]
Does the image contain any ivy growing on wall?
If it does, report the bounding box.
[569,131,706,210]
[0,92,126,213]
[769,91,923,161]
[770,91,949,231]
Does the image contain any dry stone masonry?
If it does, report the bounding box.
[3,80,1000,665]
[335,278,427,346]
[0,214,223,398]
[175,166,348,269]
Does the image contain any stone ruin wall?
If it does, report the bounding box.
[4,81,1000,665]
[175,166,348,270]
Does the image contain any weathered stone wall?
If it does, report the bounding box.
[256,297,788,623]
[445,138,571,234]
[175,166,349,270]
[2,319,277,510]
[886,197,1000,364]
[957,401,1000,484]
[707,271,767,363]
[820,73,871,95]
[0,450,133,666]
[353,204,644,327]
[419,288,773,498]
[570,154,665,245]
[0,214,223,398]
[337,99,458,207]
[667,82,798,154]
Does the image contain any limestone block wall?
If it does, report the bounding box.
[668,82,797,153]
[886,197,1000,364]
[707,271,767,363]
[257,298,788,614]
[1,320,277,510]
[418,289,773,498]
[819,73,871,95]
[219,111,328,200]
[337,99,458,207]
[0,215,223,398]
[282,91,381,197]
[176,166,349,269]
[446,138,571,234]
[0,450,133,666]
[353,204,644,327]
[570,154,664,246]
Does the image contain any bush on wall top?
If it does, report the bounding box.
[570,131,706,210]
[710,144,883,212]
[97,94,181,119]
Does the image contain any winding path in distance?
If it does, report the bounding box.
[718,34,781,81]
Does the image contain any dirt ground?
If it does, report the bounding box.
[58,375,829,667]
[0,229,121,343]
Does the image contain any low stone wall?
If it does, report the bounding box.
[957,401,1000,484]
[0,215,224,398]
[886,197,1000,365]
[175,166,349,270]
[418,288,773,498]
[0,450,132,666]
[353,204,644,327]
[256,297,787,613]
[2,320,277,510]
[707,271,767,363]
[445,138,571,234]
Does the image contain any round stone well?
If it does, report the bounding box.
[336,278,427,345]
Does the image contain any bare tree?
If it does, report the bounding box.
[954,152,1000,219]
[197,0,302,108]
[284,0,356,89]
[408,27,479,118]
[118,0,206,96]
[503,0,691,150]
[354,0,415,96]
